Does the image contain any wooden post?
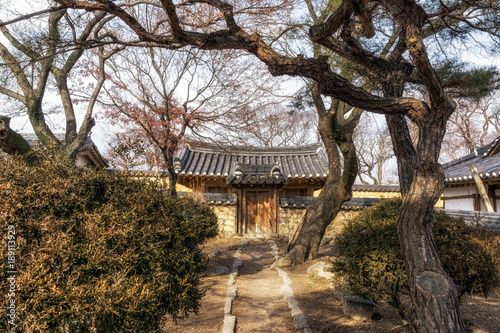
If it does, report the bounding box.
[488,185,497,212]
[470,164,494,212]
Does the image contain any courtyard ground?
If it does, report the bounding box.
[162,237,500,333]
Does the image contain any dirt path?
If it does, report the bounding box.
[232,241,297,332]
[162,237,500,333]
[162,238,308,332]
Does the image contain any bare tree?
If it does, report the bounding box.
[102,46,280,195]
[212,104,317,147]
[106,133,153,171]
[441,94,500,161]
[0,4,115,160]
[354,114,396,184]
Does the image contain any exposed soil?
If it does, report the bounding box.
[162,237,500,333]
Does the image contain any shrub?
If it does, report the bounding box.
[0,157,218,332]
[332,198,500,321]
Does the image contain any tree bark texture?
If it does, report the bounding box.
[399,165,465,332]
[286,91,359,265]
[397,117,466,332]
[0,116,32,156]
[385,114,416,196]
[384,91,466,332]
[285,174,351,264]
[378,12,465,326]
[167,167,178,197]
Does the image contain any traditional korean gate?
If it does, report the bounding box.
[244,190,275,235]
[227,162,287,237]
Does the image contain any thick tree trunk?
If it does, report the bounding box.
[399,163,465,332]
[0,116,31,156]
[391,113,466,332]
[284,91,359,266]
[385,114,416,195]
[285,176,350,265]
[166,167,178,197]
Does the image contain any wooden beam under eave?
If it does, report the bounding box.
[470,164,494,212]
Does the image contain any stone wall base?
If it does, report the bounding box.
[207,202,361,239]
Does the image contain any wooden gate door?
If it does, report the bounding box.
[244,190,275,236]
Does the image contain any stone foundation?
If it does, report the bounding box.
[279,207,361,239]
[195,193,370,239]
[278,206,306,237]
[210,204,237,238]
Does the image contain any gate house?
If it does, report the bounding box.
[174,143,328,237]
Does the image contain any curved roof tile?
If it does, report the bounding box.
[443,136,500,183]
[175,143,329,180]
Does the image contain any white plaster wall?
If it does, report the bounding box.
[480,196,498,212]
[446,198,474,211]
[443,186,477,211]
[444,187,477,197]
[75,155,91,167]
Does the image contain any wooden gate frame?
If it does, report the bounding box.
[235,185,280,235]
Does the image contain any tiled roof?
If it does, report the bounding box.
[278,196,382,210]
[437,209,500,230]
[443,137,500,183]
[176,192,384,209]
[177,192,237,205]
[226,162,289,185]
[174,143,329,180]
[352,184,400,192]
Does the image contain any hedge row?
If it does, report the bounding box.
[0,157,217,332]
[332,199,500,322]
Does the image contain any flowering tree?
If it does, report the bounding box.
[102,46,284,195]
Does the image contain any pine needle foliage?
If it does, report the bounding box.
[0,157,217,332]
[332,199,500,321]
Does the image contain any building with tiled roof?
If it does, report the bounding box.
[442,136,500,211]
[174,142,402,237]
[22,133,108,168]
[174,142,328,196]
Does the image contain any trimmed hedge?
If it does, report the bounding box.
[332,198,500,321]
[0,157,217,332]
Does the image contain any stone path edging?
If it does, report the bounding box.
[221,238,247,333]
[268,241,312,333]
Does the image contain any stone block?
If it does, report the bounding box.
[208,249,221,259]
[274,257,292,267]
[211,265,230,275]
[306,262,332,274]
[342,296,374,321]
[222,315,236,333]
[318,271,335,280]
[224,219,235,226]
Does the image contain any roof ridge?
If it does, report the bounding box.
[185,142,324,155]
[176,142,328,179]
[442,152,477,169]
[483,136,500,158]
